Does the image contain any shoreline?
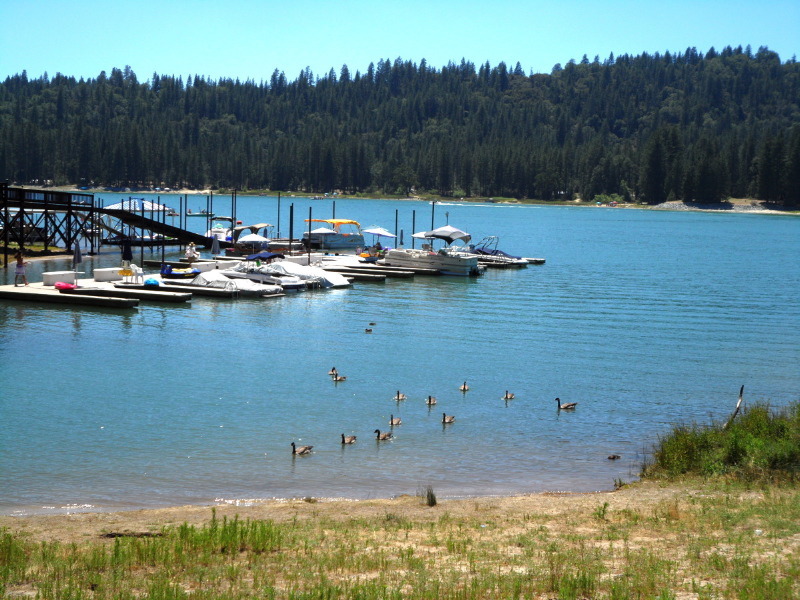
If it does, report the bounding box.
[4,479,797,598]
[0,479,681,542]
[28,185,799,215]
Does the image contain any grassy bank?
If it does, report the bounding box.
[2,404,798,599]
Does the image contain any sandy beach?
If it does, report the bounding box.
[3,478,798,598]
[0,479,776,545]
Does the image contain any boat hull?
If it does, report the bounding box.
[302,233,365,250]
[382,248,483,276]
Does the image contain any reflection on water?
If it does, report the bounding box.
[1,197,798,514]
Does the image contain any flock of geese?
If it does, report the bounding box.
[289,374,581,456]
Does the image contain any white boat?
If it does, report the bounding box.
[445,236,530,268]
[381,225,484,276]
[188,270,283,297]
[222,259,351,290]
[222,263,309,292]
[381,247,483,276]
[302,219,365,250]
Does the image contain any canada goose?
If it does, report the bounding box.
[291,442,313,455]
[341,434,357,444]
[425,395,437,405]
[369,322,377,326]
[333,375,347,382]
[389,414,402,426]
[442,412,456,424]
[374,429,393,440]
[393,390,407,401]
[556,397,578,410]
[459,381,469,392]
[365,328,373,333]
[328,367,338,376]
[608,454,620,460]
[503,390,515,400]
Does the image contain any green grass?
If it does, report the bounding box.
[3,482,799,599]
[642,401,800,482]
[2,402,799,599]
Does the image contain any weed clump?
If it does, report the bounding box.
[642,402,800,482]
[418,485,437,507]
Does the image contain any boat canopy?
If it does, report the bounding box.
[304,219,361,226]
[246,251,285,261]
[105,198,171,212]
[412,225,471,245]
[234,223,272,234]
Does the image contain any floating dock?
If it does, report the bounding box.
[60,285,191,303]
[0,284,139,309]
[117,281,237,298]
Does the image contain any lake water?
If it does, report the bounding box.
[1,195,798,515]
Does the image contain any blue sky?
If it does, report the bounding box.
[2,0,798,83]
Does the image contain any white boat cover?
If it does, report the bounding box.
[238,260,350,288]
[190,270,282,295]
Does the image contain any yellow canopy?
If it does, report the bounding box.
[304,219,361,226]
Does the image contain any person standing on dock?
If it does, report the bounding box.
[185,242,200,264]
[14,251,28,286]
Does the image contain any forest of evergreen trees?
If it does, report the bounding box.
[1,45,798,206]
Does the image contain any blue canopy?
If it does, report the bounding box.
[246,251,285,261]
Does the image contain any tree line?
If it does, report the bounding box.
[1,45,798,206]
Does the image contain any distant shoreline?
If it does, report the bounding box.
[25,185,797,215]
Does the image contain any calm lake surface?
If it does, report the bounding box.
[1,195,798,515]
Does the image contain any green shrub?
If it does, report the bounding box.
[642,402,800,482]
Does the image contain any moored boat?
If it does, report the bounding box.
[302,219,365,250]
[382,225,484,276]
[446,236,530,268]
[381,247,483,276]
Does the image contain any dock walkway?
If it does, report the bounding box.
[0,283,140,309]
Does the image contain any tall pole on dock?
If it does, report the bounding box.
[332,200,336,219]
[277,192,281,238]
[161,195,166,264]
[431,200,436,229]
[412,210,416,249]
[288,203,294,252]
[307,206,312,264]
[230,189,234,229]
[139,198,144,266]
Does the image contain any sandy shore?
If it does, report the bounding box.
[0,480,702,545]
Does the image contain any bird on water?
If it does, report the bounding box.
[425,395,437,405]
[503,390,515,400]
[341,434,357,445]
[328,367,338,376]
[389,414,402,426]
[291,442,313,455]
[374,429,393,440]
[555,397,578,410]
[459,381,469,392]
[442,413,456,424]
[393,391,407,401]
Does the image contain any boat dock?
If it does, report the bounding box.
[61,285,192,303]
[0,283,141,309]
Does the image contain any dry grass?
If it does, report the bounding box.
[2,479,798,599]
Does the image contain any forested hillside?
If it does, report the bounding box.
[1,45,798,205]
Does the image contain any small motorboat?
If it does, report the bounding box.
[160,264,201,279]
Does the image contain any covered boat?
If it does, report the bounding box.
[446,236,530,268]
[381,225,484,276]
[188,270,282,296]
[302,219,365,250]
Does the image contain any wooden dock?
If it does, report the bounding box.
[60,286,191,303]
[0,284,139,309]
[321,268,387,282]
[116,281,237,298]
